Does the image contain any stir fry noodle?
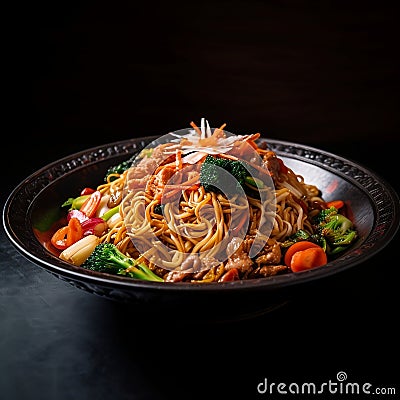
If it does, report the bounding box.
[53,119,358,282]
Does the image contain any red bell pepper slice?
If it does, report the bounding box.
[79,190,102,218]
[51,217,83,250]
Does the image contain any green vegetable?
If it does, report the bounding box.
[281,229,312,248]
[244,176,265,189]
[312,206,338,225]
[104,154,137,182]
[313,206,358,255]
[199,155,249,194]
[33,207,64,232]
[101,205,120,221]
[81,242,163,282]
[281,229,328,251]
[62,194,90,210]
[154,204,165,216]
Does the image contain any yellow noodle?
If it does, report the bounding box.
[93,135,330,281]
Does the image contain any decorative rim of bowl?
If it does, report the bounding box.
[3,136,399,293]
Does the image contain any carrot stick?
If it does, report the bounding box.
[218,153,239,160]
[190,121,202,136]
[212,123,227,138]
[154,163,177,175]
[326,200,344,210]
[175,149,182,171]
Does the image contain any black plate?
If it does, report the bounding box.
[3,137,399,321]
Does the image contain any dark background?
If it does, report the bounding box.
[7,0,399,193]
[2,1,399,399]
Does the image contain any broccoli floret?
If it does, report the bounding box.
[81,242,163,282]
[199,155,249,194]
[312,206,338,225]
[229,160,249,185]
[281,229,328,251]
[321,214,357,245]
[281,229,311,248]
[154,204,165,216]
[313,206,358,255]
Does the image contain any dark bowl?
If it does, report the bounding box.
[3,136,399,321]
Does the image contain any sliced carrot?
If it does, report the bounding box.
[284,240,321,268]
[325,200,344,210]
[290,247,328,272]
